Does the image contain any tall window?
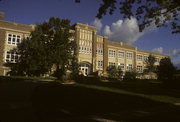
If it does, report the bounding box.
[144,56,148,62]
[127,64,133,71]
[80,29,92,41]
[108,50,116,57]
[137,55,143,61]
[79,46,92,54]
[97,49,103,55]
[118,51,124,58]
[118,63,124,71]
[5,51,20,63]
[98,60,103,68]
[127,52,133,59]
[7,33,21,45]
[109,62,115,67]
[79,29,92,55]
[137,66,143,72]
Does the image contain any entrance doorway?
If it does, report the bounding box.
[79,62,91,76]
[80,67,89,76]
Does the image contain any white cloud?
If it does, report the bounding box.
[103,17,143,44]
[92,18,102,32]
[172,49,180,57]
[152,47,163,54]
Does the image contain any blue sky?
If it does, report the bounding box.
[0,0,180,68]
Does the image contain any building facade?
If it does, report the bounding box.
[0,12,33,75]
[74,23,168,77]
[0,13,169,77]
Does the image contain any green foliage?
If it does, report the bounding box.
[7,17,77,80]
[144,54,156,74]
[70,57,79,80]
[157,57,176,81]
[76,0,180,34]
[106,65,123,79]
[123,71,137,81]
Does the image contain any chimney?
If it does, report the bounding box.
[0,12,5,20]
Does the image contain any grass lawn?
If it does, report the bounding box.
[0,76,180,122]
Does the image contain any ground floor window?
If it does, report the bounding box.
[137,65,143,72]
[98,60,103,68]
[109,62,116,67]
[5,51,20,63]
[127,64,133,71]
[118,63,124,71]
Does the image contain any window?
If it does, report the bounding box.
[80,30,92,41]
[137,66,143,72]
[144,56,148,62]
[5,51,20,63]
[97,49,103,55]
[118,51,124,58]
[118,63,124,71]
[89,48,92,53]
[127,52,133,59]
[137,55,143,61]
[87,47,89,53]
[98,60,103,68]
[109,62,115,66]
[79,46,92,54]
[127,64,133,71]
[87,32,90,40]
[155,57,160,62]
[90,32,92,41]
[7,33,21,45]
[109,50,116,57]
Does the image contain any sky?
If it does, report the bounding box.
[0,0,180,68]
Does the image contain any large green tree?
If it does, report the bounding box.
[76,0,180,34]
[144,54,156,74]
[157,57,176,81]
[8,17,77,80]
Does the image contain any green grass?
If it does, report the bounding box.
[76,83,180,103]
[0,76,180,122]
[0,76,56,81]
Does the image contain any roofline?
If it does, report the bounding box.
[75,22,96,29]
[0,19,34,28]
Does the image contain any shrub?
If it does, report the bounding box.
[106,65,123,80]
[123,71,137,81]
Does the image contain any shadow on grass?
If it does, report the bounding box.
[31,82,180,122]
[76,77,180,99]
[0,77,180,122]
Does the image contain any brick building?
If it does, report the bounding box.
[0,13,168,77]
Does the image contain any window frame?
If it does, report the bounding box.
[118,51,125,59]
[7,33,22,46]
[5,50,20,63]
[126,52,133,60]
[127,64,133,71]
[108,49,116,57]
[136,65,143,72]
[109,62,116,67]
[98,60,103,68]
[137,54,143,61]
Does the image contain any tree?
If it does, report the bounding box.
[157,57,176,81]
[75,0,180,34]
[144,54,156,73]
[123,70,137,81]
[7,17,77,80]
[106,65,123,79]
